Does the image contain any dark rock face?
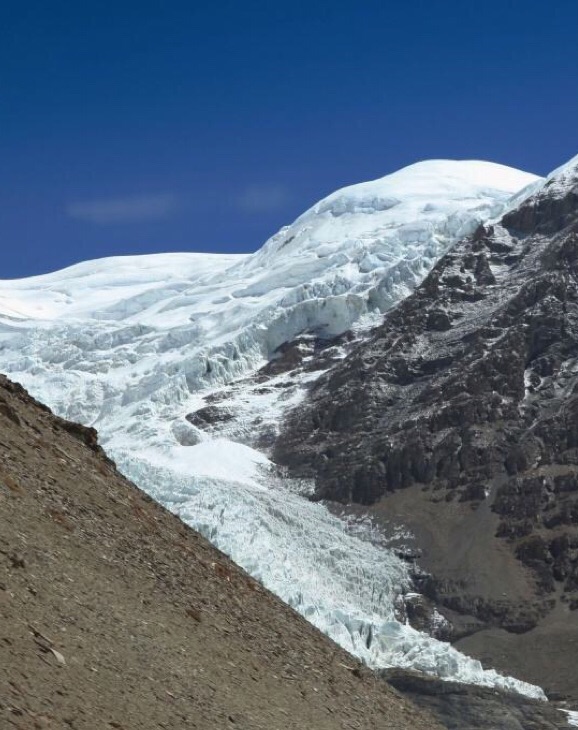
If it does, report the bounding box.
[275,160,578,698]
[186,404,235,428]
[381,670,569,730]
[259,332,355,378]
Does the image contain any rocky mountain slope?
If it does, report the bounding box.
[2,154,578,724]
[0,372,446,730]
[275,154,578,701]
[4,368,577,730]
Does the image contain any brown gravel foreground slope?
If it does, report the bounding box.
[0,374,440,730]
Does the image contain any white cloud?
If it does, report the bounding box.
[67,193,178,224]
[236,184,290,213]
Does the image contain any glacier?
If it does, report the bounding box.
[0,159,547,697]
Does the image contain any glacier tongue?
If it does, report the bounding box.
[108,444,543,698]
[0,159,545,698]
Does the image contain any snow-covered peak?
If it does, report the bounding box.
[316,158,538,209]
[1,159,539,327]
[254,159,539,262]
[0,159,541,424]
[504,152,578,214]
[0,160,540,357]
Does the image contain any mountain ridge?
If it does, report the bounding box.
[274,154,578,700]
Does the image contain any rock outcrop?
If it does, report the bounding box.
[382,670,569,730]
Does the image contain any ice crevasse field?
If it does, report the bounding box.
[0,160,547,697]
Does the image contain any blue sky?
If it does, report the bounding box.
[2,0,577,278]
